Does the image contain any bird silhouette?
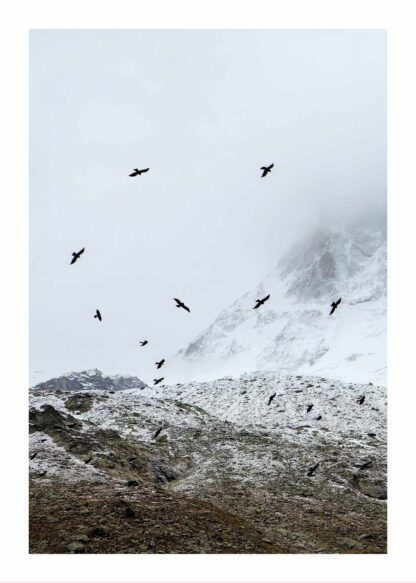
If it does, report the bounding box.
[155,359,165,369]
[268,392,276,406]
[253,294,270,309]
[315,415,322,421]
[70,247,85,265]
[129,168,149,177]
[260,163,274,177]
[357,460,372,470]
[174,298,190,312]
[153,427,163,439]
[357,395,365,405]
[307,462,319,477]
[94,309,102,321]
[140,340,148,347]
[154,377,164,385]
[306,404,314,413]
[329,298,342,315]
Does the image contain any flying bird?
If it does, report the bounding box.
[94,309,102,322]
[154,377,164,385]
[307,462,319,477]
[129,168,149,177]
[155,359,165,369]
[140,340,148,347]
[315,415,322,421]
[260,163,274,177]
[306,404,314,413]
[357,460,373,470]
[153,427,164,439]
[174,298,190,312]
[70,247,85,265]
[357,395,365,405]
[253,294,270,309]
[268,392,276,406]
[329,298,342,315]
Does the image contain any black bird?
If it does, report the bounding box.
[153,427,163,439]
[154,377,164,385]
[70,247,85,265]
[155,359,165,369]
[140,340,148,347]
[357,460,373,470]
[174,298,190,313]
[329,297,342,315]
[357,395,365,405]
[315,415,322,421]
[307,462,319,477]
[129,168,149,177]
[306,404,314,413]
[253,294,270,309]
[268,392,276,406]
[260,163,274,177]
[94,309,102,322]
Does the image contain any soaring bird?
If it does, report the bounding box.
[140,340,148,347]
[357,459,373,470]
[70,247,85,265]
[153,427,163,439]
[260,163,274,177]
[129,168,149,177]
[174,298,190,312]
[155,359,165,369]
[307,462,319,477]
[154,377,164,385]
[357,395,365,405]
[253,294,270,309]
[94,309,102,321]
[306,404,314,413]
[268,392,276,406]
[329,298,342,315]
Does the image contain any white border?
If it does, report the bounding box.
[1,0,415,581]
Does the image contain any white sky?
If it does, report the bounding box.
[29,29,386,385]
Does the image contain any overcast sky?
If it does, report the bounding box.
[29,29,386,385]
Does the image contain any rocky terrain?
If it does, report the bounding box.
[29,369,387,554]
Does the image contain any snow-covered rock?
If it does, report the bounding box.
[31,368,147,392]
[173,222,386,385]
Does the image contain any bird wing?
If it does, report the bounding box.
[269,163,274,170]
[173,298,181,306]
[262,294,270,302]
[79,248,85,255]
[140,168,149,173]
[70,256,76,264]
[329,305,336,315]
[184,305,190,312]
[336,298,342,306]
[260,168,268,177]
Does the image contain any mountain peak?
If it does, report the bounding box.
[172,222,386,385]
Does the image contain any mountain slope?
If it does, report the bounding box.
[174,223,386,384]
[29,371,386,553]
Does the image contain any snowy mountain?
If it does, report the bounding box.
[174,221,386,385]
[32,368,147,392]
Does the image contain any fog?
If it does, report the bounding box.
[30,29,386,385]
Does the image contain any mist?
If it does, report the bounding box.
[30,29,386,385]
